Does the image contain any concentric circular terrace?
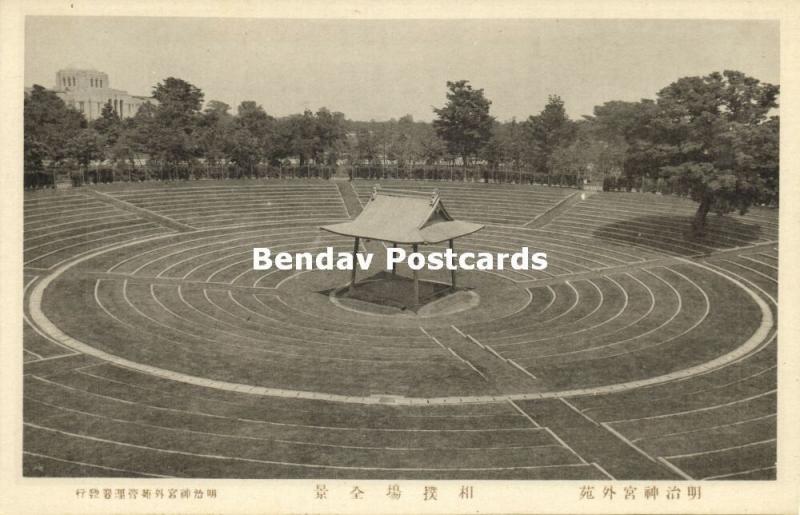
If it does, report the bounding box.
[23,180,778,479]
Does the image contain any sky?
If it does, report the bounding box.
[25,17,779,122]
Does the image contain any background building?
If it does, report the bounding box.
[49,67,152,120]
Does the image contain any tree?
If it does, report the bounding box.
[370,120,397,168]
[651,71,779,234]
[276,108,347,165]
[225,101,276,174]
[91,100,126,172]
[152,77,204,117]
[65,129,102,181]
[481,123,505,169]
[433,80,495,167]
[314,108,347,165]
[590,100,658,144]
[390,115,428,167]
[92,101,120,134]
[236,101,273,134]
[355,128,378,164]
[197,100,233,167]
[523,95,577,174]
[24,85,86,179]
[496,118,526,171]
[589,99,662,181]
[129,101,158,160]
[226,128,263,175]
[280,110,318,165]
[205,100,232,118]
[548,121,600,182]
[418,125,447,165]
[107,118,139,175]
[141,77,205,174]
[389,118,411,167]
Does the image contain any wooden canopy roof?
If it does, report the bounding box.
[321,187,484,244]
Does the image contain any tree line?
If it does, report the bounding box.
[418,72,779,233]
[25,70,778,233]
[24,78,352,181]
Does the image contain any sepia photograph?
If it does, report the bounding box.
[4,2,799,513]
[20,14,781,479]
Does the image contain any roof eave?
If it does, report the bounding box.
[319,224,421,244]
[321,222,486,246]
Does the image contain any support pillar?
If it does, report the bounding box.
[349,237,359,293]
[412,243,419,306]
[449,239,456,291]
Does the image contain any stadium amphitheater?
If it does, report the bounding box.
[22,178,778,480]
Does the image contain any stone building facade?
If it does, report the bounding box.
[50,67,153,121]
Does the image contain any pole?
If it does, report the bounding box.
[412,243,419,306]
[449,239,456,291]
[350,237,359,293]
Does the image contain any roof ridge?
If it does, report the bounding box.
[323,187,482,244]
[372,188,434,199]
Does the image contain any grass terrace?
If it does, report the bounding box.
[22,179,778,479]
